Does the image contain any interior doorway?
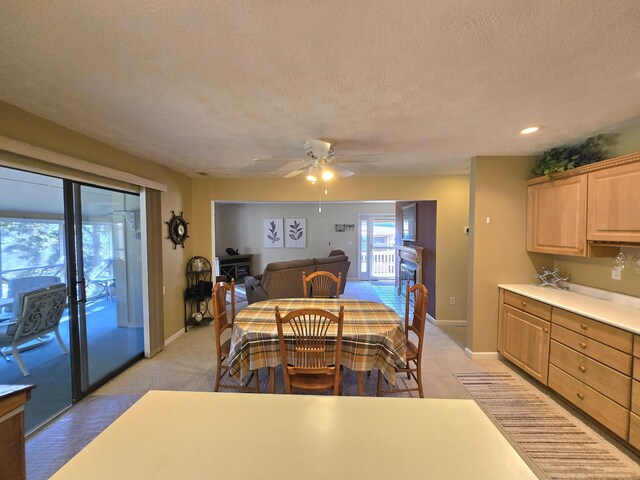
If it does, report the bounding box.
[358,214,396,281]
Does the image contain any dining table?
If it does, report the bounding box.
[228,298,407,395]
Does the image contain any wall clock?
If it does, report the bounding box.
[166,210,189,249]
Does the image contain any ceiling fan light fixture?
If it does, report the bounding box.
[321,166,334,181]
[306,166,319,183]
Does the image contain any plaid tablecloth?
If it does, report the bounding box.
[228,298,407,384]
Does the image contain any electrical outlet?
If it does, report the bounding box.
[449,296,456,305]
[611,266,622,280]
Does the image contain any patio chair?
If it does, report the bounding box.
[2,276,61,314]
[302,271,342,298]
[0,283,68,376]
[377,281,428,398]
[212,279,259,392]
[275,305,344,395]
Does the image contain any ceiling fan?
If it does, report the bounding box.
[254,139,383,182]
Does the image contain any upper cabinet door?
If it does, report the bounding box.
[588,162,640,242]
[527,175,588,256]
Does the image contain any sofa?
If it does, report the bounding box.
[244,253,350,304]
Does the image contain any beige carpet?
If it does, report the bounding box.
[455,371,640,480]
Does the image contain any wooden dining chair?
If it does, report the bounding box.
[275,306,344,395]
[212,279,259,393]
[302,270,342,298]
[377,281,428,398]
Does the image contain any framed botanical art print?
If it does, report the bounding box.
[285,217,306,248]
[263,218,284,248]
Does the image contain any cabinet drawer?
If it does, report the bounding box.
[635,357,640,382]
[630,412,640,450]
[503,291,551,321]
[633,380,640,415]
[549,340,630,408]
[552,308,632,354]
[635,335,640,358]
[548,365,629,439]
[551,324,632,375]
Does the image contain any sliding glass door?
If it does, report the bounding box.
[68,184,144,392]
[0,166,144,432]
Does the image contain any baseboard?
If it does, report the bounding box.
[164,328,185,347]
[464,348,499,360]
[433,319,467,327]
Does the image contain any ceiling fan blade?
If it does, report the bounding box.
[253,156,307,163]
[331,163,355,177]
[333,154,385,159]
[284,166,309,178]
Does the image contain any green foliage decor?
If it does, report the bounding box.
[532,135,607,177]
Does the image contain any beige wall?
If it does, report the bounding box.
[0,101,193,339]
[552,123,640,297]
[467,156,547,353]
[215,202,395,277]
[192,175,470,321]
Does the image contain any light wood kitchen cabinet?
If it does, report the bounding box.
[548,365,630,439]
[527,175,587,256]
[498,291,551,385]
[630,335,640,449]
[499,287,639,445]
[527,152,640,256]
[549,308,632,438]
[587,160,640,243]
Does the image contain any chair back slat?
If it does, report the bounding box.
[302,271,341,298]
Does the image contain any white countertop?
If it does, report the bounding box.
[499,284,640,335]
[52,391,537,480]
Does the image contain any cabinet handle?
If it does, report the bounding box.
[521,301,527,307]
[576,392,585,400]
[580,323,588,330]
[578,365,586,372]
[543,327,549,333]
[579,342,587,349]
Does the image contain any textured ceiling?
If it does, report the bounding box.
[1,1,640,178]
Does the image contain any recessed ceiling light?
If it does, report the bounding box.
[520,126,541,135]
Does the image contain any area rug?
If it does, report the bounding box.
[454,371,640,480]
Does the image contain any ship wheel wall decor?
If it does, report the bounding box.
[166,211,189,249]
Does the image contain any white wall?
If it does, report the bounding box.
[214,202,395,278]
